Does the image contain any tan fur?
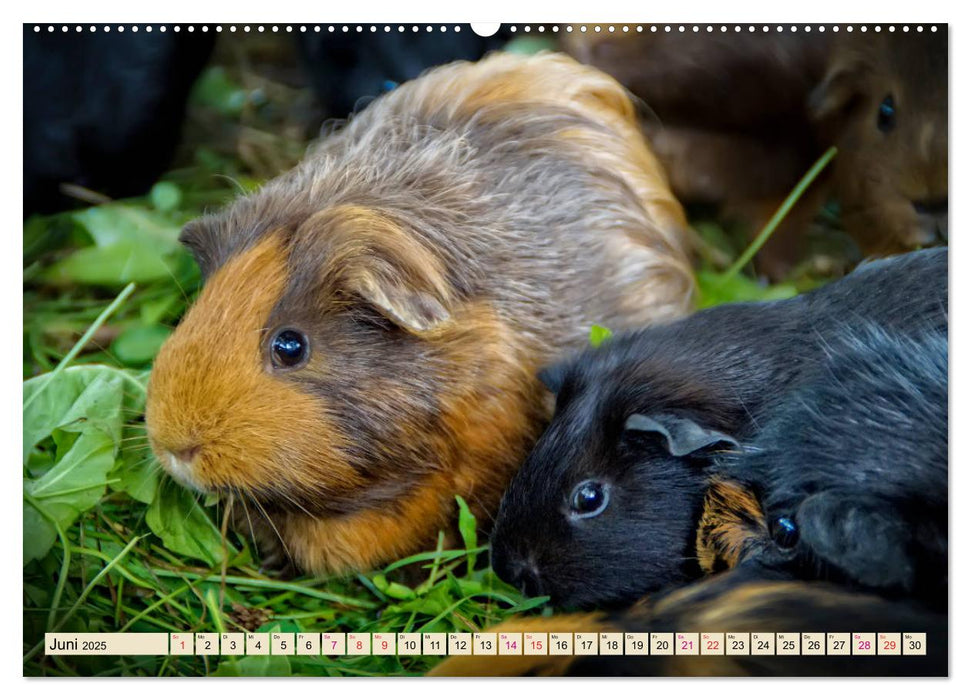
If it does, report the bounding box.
[695,480,769,574]
[146,52,694,575]
[428,613,607,677]
[146,235,361,496]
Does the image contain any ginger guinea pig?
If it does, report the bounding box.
[144,52,694,575]
[490,248,946,608]
[564,30,947,275]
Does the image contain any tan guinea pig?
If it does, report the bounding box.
[144,52,695,575]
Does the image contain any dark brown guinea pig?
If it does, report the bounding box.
[810,30,948,253]
[564,29,947,276]
[144,52,694,575]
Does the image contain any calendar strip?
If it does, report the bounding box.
[44,632,928,657]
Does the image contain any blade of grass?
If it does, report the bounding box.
[723,146,837,279]
[24,535,143,663]
[23,492,72,632]
[23,282,136,411]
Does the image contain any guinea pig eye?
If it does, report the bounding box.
[877,95,896,132]
[770,516,800,549]
[569,480,609,518]
[270,329,309,369]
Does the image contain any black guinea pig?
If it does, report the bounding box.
[490,247,947,608]
[717,324,947,608]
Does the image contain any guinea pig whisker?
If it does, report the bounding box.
[121,455,160,472]
[158,258,192,307]
[249,493,294,565]
[118,435,151,444]
[272,485,316,519]
[184,489,206,527]
[234,489,261,562]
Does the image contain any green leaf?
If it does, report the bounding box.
[213,653,291,677]
[454,495,477,551]
[371,574,416,601]
[589,324,613,348]
[503,37,558,55]
[22,365,143,562]
[23,365,134,462]
[111,324,172,366]
[450,578,485,598]
[145,480,236,566]
[190,67,249,117]
[112,445,161,505]
[139,293,181,326]
[41,204,189,287]
[505,595,551,613]
[695,269,799,309]
[389,585,453,617]
[24,428,115,563]
[149,182,182,213]
[72,204,183,252]
[23,502,56,564]
[42,242,185,287]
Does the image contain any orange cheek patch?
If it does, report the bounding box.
[695,480,769,574]
[145,234,358,496]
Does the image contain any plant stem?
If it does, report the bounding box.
[723,146,838,279]
[23,492,71,632]
[24,282,136,411]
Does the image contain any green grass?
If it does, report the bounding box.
[22,166,552,677]
[22,48,848,677]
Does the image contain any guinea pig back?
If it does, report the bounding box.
[714,324,948,605]
[144,52,694,575]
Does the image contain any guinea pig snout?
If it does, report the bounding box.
[492,546,546,598]
[912,199,948,245]
[148,434,206,490]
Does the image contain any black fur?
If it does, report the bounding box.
[568,566,947,677]
[490,248,946,608]
[721,325,948,608]
[23,27,215,215]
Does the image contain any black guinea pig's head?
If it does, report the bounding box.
[490,339,743,609]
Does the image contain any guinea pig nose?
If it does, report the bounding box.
[490,547,518,585]
[491,550,546,597]
[516,566,546,598]
[913,199,948,217]
[171,444,201,464]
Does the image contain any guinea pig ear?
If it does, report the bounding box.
[179,219,222,279]
[348,268,451,333]
[809,60,867,125]
[625,413,740,458]
[304,205,454,335]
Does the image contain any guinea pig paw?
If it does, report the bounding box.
[796,492,915,593]
[257,550,298,580]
